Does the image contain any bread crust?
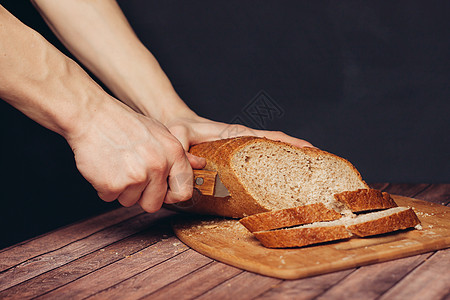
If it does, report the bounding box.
[347,208,420,237]
[239,203,342,232]
[169,136,368,218]
[253,226,352,248]
[334,189,398,212]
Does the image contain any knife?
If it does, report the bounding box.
[193,170,230,197]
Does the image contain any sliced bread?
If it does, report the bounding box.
[252,207,420,248]
[334,189,398,212]
[253,223,352,248]
[177,137,369,218]
[239,203,342,232]
[345,207,420,237]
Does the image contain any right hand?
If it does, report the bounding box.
[65,99,206,212]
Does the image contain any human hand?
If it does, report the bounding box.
[164,114,314,151]
[65,100,205,212]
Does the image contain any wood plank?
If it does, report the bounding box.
[0,210,173,291]
[143,261,243,300]
[313,253,432,300]
[0,205,143,272]
[196,272,282,300]
[255,269,354,300]
[383,183,430,198]
[0,219,173,299]
[368,183,389,191]
[413,184,450,206]
[379,248,450,300]
[34,236,189,300]
[87,250,212,300]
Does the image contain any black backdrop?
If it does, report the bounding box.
[1,0,449,248]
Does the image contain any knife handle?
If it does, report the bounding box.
[193,169,217,196]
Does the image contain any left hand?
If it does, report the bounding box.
[164,115,315,151]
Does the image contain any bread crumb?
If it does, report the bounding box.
[415,224,423,230]
[203,225,219,229]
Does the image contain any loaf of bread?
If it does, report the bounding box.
[253,207,420,248]
[177,136,369,218]
[173,137,420,249]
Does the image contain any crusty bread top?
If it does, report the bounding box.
[175,137,369,218]
[239,203,342,232]
[334,189,398,212]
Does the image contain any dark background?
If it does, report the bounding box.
[1,0,449,248]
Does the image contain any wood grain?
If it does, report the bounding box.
[414,184,450,206]
[0,205,143,272]
[34,236,186,300]
[142,262,243,300]
[255,269,354,300]
[173,196,450,279]
[86,250,212,300]
[368,183,389,191]
[193,169,217,196]
[379,248,450,300]
[314,253,431,300]
[0,210,172,291]
[196,272,282,300]
[0,219,173,299]
[383,183,430,197]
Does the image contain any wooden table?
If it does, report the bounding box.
[1,183,449,299]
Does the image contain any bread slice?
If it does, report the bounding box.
[177,137,369,218]
[239,203,342,232]
[345,207,420,237]
[252,207,420,248]
[253,223,352,248]
[334,189,398,212]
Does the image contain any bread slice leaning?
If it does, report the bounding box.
[239,203,342,232]
[173,137,369,218]
[252,207,420,248]
[334,189,398,212]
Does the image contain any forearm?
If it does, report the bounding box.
[0,5,110,139]
[32,0,194,124]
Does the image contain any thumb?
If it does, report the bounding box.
[186,152,206,169]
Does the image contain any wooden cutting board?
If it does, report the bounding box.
[172,195,450,279]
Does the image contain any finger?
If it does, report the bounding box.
[186,152,206,169]
[117,182,147,207]
[138,174,168,213]
[164,155,194,204]
[97,190,121,203]
[258,130,316,148]
[168,124,191,151]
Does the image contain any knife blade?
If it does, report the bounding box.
[193,169,230,197]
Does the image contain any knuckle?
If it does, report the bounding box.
[97,182,123,198]
[139,198,163,213]
[128,169,148,184]
[150,159,169,174]
[172,185,193,202]
[168,123,189,138]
